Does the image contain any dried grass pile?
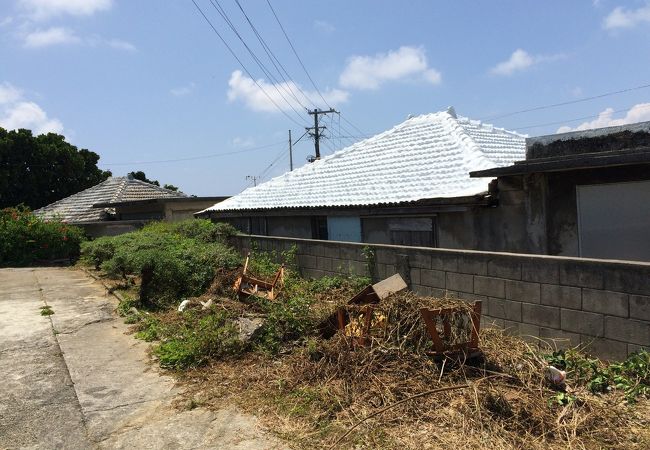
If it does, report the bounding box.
[179,291,650,449]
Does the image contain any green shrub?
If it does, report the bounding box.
[544,348,650,402]
[140,219,237,243]
[153,311,244,369]
[80,221,240,308]
[0,206,85,267]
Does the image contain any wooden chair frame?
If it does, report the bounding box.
[233,253,285,300]
[419,301,482,355]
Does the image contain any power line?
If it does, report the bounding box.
[102,141,285,166]
[206,0,307,122]
[189,0,304,127]
[266,0,331,109]
[516,103,650,132]
[482,82,650,121]
[232,0,314,110]
[265,0,369,136]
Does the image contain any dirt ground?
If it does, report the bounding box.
[0,267,286,450]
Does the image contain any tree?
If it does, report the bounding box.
[128,171,180,192]
[129,170,160,186]
[0,128,112,210]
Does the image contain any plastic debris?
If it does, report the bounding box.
[546,365,567,386]
[178,299,191,312]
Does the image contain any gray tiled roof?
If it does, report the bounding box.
[34,176,186,223]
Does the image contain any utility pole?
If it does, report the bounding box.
[245,175,258,186]
[306,108,337,160]
[288,130,293,171]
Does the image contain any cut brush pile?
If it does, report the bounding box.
[87,232,649,450]
[177,290,650,449]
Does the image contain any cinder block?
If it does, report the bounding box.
[604,264,650,297]
[420,269,446,289]
[375,248,395,265]
[408,251,431,269]
[502,320,520,335]
[474,276,505,297]
[454,292,487,305]
[582,289,629,318]
[540,284,581,310]
[488,297,522,321]
[630,295,650,321]
[347,260,368,277]
[322,245,340,259]
[581,337,628,361]
[457,255,488,275]
[522,303,560,328]
[538,328,581,349]
[330,258,346,273]
[299,254,318,269]
[316,257,332,272]
[521,257,560,284]
[559,261,604,289]
[431,253,458,272]
[311,243,326,257]
[505,280,540,303]
[412,284,433,297]
[410,268,421,286]
[430,288,446,298]
[446,272,473,293]
[488,257,522,280]
[483,316,505,329]
[340,246,363,262]
[518,323,541,341]
[605,316,650,346]
[628,343,649,356]
[561,309,603,337]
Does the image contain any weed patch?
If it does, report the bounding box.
[39,305,54,316]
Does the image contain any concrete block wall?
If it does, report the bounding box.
[233,235,650,360]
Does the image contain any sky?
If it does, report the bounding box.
[1,0,650,196]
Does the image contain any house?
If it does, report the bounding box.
[470,120,650,261]
[198,108,527,248]
[35,174,226,237]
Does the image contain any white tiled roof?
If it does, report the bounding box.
[34,176,186,223]
[204,109,526,212]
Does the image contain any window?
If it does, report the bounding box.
[388,217,437,247]
[311,216,328,240]
[248,217,267,235]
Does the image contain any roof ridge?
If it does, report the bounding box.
[35,177,118,213]
[440,111,497,172]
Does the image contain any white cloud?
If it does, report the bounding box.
[313,19,335,33]
[21,28,136,51]
[227,70,349,113]
[490,49,564,76]
[604,4,650,29]
[490,49,534,76]
[556,103,650,133]
[339,46,441,90]
[0,83,22,104]
[23,27,80,47]
[232,136,255,148]
[170,82,196,97]
[18,0,112,20]
[105,38,136,52]
[0,82,63,134]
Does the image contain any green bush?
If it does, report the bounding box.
[153,311,244,369]
[80,220,240,308]
[140,219,237,243]
[0,206,85,267]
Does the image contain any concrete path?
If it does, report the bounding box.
[0,268,286,450]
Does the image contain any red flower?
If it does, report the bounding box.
[62,236,68,241]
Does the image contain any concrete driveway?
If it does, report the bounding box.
[0,267,285,450]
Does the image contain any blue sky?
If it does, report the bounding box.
[1,0,650,196]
